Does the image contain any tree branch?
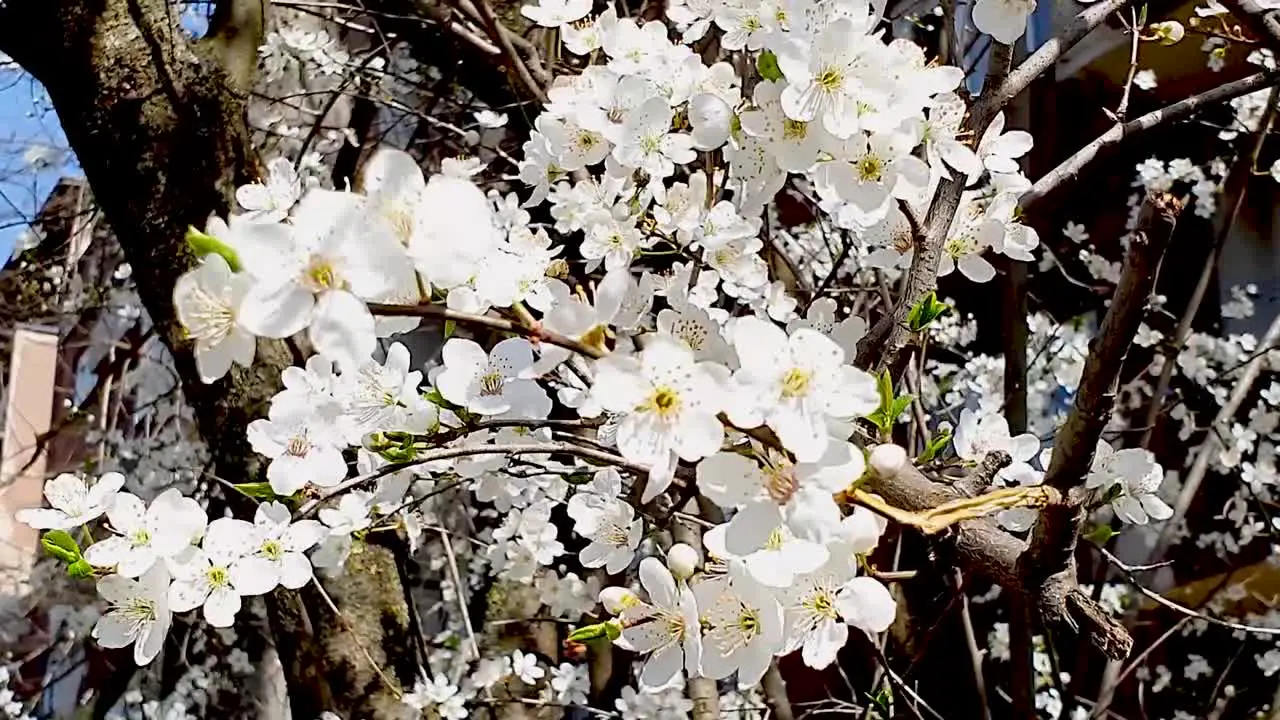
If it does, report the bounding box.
[1040,193,1181,493]
[855,0,1127,371]
[866,453,1133,660]
[1224,0,1280,49]
[368,302,607,358]
[204,0,268,95]
[1019,71,1280,212]
[1139,85,1280,448]
[1151,312,1280,559]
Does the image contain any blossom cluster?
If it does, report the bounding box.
[13,0,1226,711]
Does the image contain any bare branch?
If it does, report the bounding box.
[368,302,607,358]
[865,457,1133,660]
[1020,71,1280,212]
[1041,192,1181,493]
[1224,0,1280,48]
[1140,85,1280,448]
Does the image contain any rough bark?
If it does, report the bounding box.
[0,2,414,716]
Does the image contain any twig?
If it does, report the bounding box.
[312,579,403,697]
[1113,7,1142,121]
[1098,547,1280,636]
[1152,312,1280,559]
[439,528,481,662]
[670,501,721,720]
[954,569,993,720]
[1041,193,1181,493]
[976,0,1134,127]
[1020,71,1280,212]
[1112,617,1191,691]
[1139,85,1280,448]
[296,441,663,517]
[1224,0,1280,48]
[866,640,944,720]
[368,302,606,359]
[457,0,548,102]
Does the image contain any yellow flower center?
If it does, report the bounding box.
[816,68,843,92]
[644,387,682,419]
[261,540,284,560]
[857,155,884,182]
[780,368,812,398]
[207,566,230,588]
[303,257,342,292]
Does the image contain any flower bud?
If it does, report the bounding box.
[869,444,908,478]
[599,586,639,615]
[1150,20,1185,45]
[667,543,700,580]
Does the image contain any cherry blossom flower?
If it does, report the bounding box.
[618,557,702,688]
[593,338,725,500]
[93,565,172,665]
[435,337,549,417]
[168,518,278,628]
[173,254,256,383]
[84,489,207,578]
[16,472,124,530]
[726,317,878,462]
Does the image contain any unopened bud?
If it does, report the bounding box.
[869,444,908,478]
[599,586,639,615]
[667,543,700,580]
[1150,20,1185,45]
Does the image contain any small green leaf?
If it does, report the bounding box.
[185,226,242,271]
[67,559,94,579]
[1084,524,1119,546]
[890,395,914,420]
[233,482,278,500]
[444,319,457,339]
[916,429,952,464]
[423,388,450,408]
[568,621,618,643]
[756,50,783,82]
[1137,2,1148,27]
[41,530,82,564]
[906,291,951,332]
[605,620,621,641]
[876,370,894,411]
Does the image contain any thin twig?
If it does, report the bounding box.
[1020,71,1280,212]
[368,302,606,359]
[1099,547,1280,636]
[1139,85,1280,448]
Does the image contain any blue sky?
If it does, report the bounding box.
[0,65,78,265]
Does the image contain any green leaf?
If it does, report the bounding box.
[67,559,94,579]
[568,621,620,643]
[1137,2,1148,27]
[233,482,278,500]
[876,370,894,411]
[916,429,952,464]
[423,388,450,408]
[185,226,242,272]
[41,530,82,564]
[906,291,951,332]
[444,319,457,339]
[889,395,914,420]
[1084,523,1119,546]
[756,50,783,82]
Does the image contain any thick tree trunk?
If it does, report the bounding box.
[0,2,415,716]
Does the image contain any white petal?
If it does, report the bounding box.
[204,587,242,628]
